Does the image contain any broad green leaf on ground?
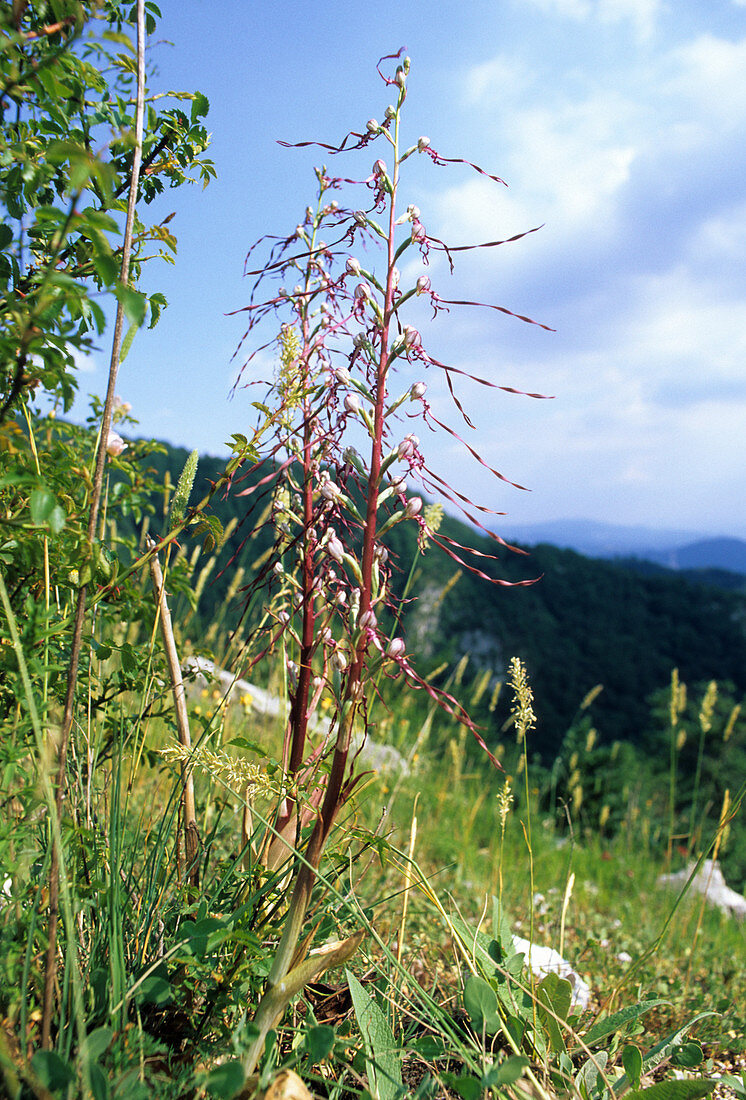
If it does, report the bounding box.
[583,1000,670,1047]
[537,971,573,1053]
[622,1081,716,1100]
[347,970,402,1100]
[463,973,501,1035]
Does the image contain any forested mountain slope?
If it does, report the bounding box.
[147,441,746,757]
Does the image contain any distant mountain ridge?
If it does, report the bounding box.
[498,519,746,576]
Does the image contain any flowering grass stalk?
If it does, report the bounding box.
[230,51,550,1073]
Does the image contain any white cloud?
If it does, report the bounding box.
[463,56,534,106]
[516,0,661,40]
[661,35,746,130]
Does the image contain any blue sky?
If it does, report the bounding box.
[77,0,746,537]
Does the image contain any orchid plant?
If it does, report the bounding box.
[228,50,551,1074]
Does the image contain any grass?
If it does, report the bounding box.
[2,549,745,1098]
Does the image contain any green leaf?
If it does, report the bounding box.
[149,291,168,328]
[0,223,13,249]
[410,1035,446,1060]
[204,1059,245,1098]
[575,1049,608,1099]
[671,1042,703,1069]
[583,1000,669,1046]
[537,972,573,1054]
[118,320,138,363]
[179,916,229,958]
[80,1026,114,1061]
[482,1055,529,1088]
[613,1013,716,1097]
[136,975,172,1005]
[623,1082,716,1100]
[304,1024,336,1063]
[463,974,501,1035]
[89,1062,110,1100]
[115,283,147,327]
[623,1045,643,1090]
[93,250,119,286]
[717,1075,746,1099]
[29,486,54,526]
[29,486,65,532]
[347,970,402,1100]
[31,1050,75,1090]
[448,912,497,977]
[190,91,210,122]
[492,895,514,951]
[441,1073,482,1100]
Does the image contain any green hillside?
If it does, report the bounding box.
[147,439,746,759]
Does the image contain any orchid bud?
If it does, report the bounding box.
[106,430,127,457]
[343,445,359,464]
[335,590,347,606]
[372,158,387,177]
[405,497,423,518]
[390,266,401,287]
[411,221,426,243]
[305,205,314,220]
[273,561,284,576]
[319,627,333,643]
[374,544,389,563]
[354,282,372,301]
[386,638,406,659]
[331,649,348,672]
[346,256,362,276]
[321,479,342,502]
[385,104,396,119]
[391,477,407,495]
[354,210,367,225]
[344,393,361,415]
[397,434,418,461]
[335,366,351,385]
[417,136,431,152]
[366,118,380,133]
[411,382,427,400]
[313,675,324,689]
[395,66,406,87]
[416,275,431,295]
[359,609,377,630]
[326,535,345,562]
[407,204,420,220]
[402,325,421,349]
[294,284,303,295]
[353,332,367,349]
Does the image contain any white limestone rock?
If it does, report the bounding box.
[512,935,591,1011]
[657,859,746,920]
[182,657,409,774]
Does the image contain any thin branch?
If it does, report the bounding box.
[147,539,200,888]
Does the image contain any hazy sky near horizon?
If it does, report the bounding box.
[76,0,746,537]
